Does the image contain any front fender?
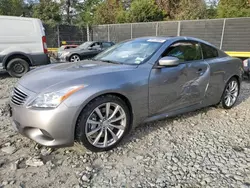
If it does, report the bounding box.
[64,87,136,136]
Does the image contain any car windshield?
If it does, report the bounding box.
[93,39,165,65]
[78,42,93,49]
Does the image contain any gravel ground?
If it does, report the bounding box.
[1,72,250,188]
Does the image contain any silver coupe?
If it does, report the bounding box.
[10,37,243,152]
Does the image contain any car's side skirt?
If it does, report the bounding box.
[142,102,207,124]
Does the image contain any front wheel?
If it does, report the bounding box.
[75,95,131,152]
[221,77,239,109]
[69,54,81,62]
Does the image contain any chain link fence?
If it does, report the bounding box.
[44,18,250,52]
[90,17,250,52]
[44,24,87,48]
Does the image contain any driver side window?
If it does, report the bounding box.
[91,42,101,48]
[162,41,202,62]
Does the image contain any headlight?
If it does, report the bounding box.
[29,85,84,108]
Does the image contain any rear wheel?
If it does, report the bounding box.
[75,95,131,152]
[69,54,81,62]
[221,77,239,109]
[7,58,30,78]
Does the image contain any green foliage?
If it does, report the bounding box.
[92,0,166,24]
[33,0,61,26]
[155,0,181,20]
[217,0,250,18]
[75,0,102,26]
[128,0,165,23]
[93,0,124,24]
[60,0,79,24]
[0,0,23,16]
[116,10,129,23]
[176,0,207,20]
[206,0,218,19]
[1,0,250,26]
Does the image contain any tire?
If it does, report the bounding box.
[7,58,30,78]
[69,54,81,62]
[75,95,131,152]
[221,77,239,109]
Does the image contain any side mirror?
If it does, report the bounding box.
[158,56,180,67]
[87,47,93,50]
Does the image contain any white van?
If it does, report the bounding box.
[0,16,50,77]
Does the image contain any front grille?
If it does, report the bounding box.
[11,87,28,106]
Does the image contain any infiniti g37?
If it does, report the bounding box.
[10,37,243,152]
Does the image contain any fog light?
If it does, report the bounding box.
[40,129,53,140]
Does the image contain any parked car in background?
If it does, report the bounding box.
[10,37,243,152]
[57,44,78,59]
[243,58,250,79]
[0,16,50,77]
[58,41,115,62]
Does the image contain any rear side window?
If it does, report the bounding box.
[201,43,218,59]
[162,41,202,62]
[102,42,112,48]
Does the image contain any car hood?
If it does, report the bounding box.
[18,60,137,93]
[63,48,86,53]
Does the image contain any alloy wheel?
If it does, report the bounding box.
[70,55,80,62]
[224,80,238,107]
[85,102,127,148]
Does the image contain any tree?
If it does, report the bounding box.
[217,0,250,18]
[206,0,218,19]
[23,0,39,17]
[75,0,102,26]
[127,0,165,22]
[155,0,181,20]
[0,0,23,16]
[93,0,124,24]
[60,0,79,24]
[175,0,207,20]
[33,0,61,26]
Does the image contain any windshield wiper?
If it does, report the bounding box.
[90,58,122,64]
[99,60,121,64]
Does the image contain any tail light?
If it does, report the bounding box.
[42,36,48,54]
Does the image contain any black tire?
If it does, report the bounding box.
[221,77,239,109]
[7,58,30,78]
[75,95,131,152]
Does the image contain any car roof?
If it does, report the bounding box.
[134,36,217,48]
[90,41,114,43]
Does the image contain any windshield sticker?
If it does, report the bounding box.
[135,57,144,64]
[147,39,166,43]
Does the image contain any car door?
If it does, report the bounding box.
[149,41,210,115]
[81,42,101,59]
[181,41,210,105]
[90,42,102,56]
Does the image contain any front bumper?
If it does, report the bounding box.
[10,86,79,147]
[57,56,69,63]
